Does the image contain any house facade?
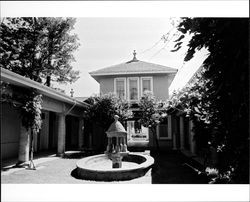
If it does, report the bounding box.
[89,51,178,150]
[1,68,88,162]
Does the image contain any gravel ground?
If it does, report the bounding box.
[1,151,208,184]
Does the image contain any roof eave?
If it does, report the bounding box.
[89,70,177,77]
[1,68,89,108]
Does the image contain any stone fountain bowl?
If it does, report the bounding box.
[76,153,154,181]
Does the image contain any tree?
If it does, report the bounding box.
[0,17,79,167]
[139,91,167,151]
[0,17,80,86]
[19,89,42,169]
[84,93,132,130]
[170,18,249,183]
[83,93,132,151]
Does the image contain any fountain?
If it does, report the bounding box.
[76,115,154,181]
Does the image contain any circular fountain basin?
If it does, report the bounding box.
[76,153,154,181]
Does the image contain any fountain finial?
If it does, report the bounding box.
[114,115,119,121]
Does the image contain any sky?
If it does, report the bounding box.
[53,17,208,98]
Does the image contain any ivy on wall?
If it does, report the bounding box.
[165,18,249,184]
[1,82,42,167]
[1,82,43,132]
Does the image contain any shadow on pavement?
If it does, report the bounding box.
[150,150,208,184]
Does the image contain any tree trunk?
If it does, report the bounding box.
[29,130,36,169]
[151,127,159,151]
[17,127,30,165]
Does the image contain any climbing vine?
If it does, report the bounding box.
[1,82,43,168]
[166,18,249,183]
[166,68,236,183]
[1,82,43,132]
[19,90,43,133]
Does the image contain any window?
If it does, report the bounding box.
[141,77,153,96]
[128,77,139,101]
[127,120,149,141]
[157,116,172,140]
[157,124,169,139]
[114,78,126,99]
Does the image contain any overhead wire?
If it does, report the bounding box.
[139,38,163,55]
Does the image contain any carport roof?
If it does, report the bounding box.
[1,68,89,108]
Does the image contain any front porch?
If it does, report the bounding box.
[1,68,88,164]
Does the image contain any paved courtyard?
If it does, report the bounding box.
[1,151,208,184]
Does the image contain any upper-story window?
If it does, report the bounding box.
[128,77,139,101]
[114,78,126,99]
[114,77,153,101]
[141,77,153,95]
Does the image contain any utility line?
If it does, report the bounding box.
[139,38,163,55]
[149,30,179,61]
[138,18,181,61]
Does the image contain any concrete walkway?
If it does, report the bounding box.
[1,151,208,184]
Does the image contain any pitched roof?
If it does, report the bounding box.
[90,59,177,78]
[89,50,177,81]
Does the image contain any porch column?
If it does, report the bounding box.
[179,116,185,150]
[57,113,66,156]
[169,115,176,150]
[106,137,111,153]
[78,118,84,150]
[115,137,120,152]
[172,132,177,150]
[17,126,30,164]
[122,136,128,152]
[189,120,196,154]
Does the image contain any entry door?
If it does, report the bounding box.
[48,112,57,150]
[66,116,79,150]
[127,120,149,141]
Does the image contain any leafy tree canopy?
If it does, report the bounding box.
[169,18,249,183]
[139,91,167,128]
[139,91,168,150]
[84,93,132,131]
[0,17,80,86]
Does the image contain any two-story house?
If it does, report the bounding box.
[89,51,178,150]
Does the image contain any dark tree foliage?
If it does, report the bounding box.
[0,17,80,86]
[84,93,132,131]
[173,18,249,183]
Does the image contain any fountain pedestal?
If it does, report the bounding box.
[105,115,129,168]
[111,153,122,168]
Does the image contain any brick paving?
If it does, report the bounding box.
[1,151,208,184]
